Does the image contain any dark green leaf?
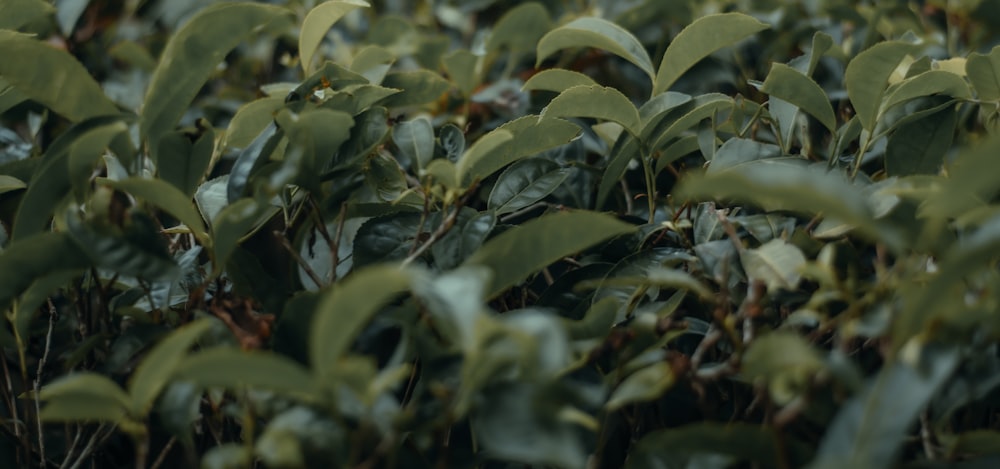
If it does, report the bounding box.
[885,106,956,176]
[156,128,216,196]
[761,62,836,132]
[391,116,434,170]
[537,17,654,82]
[543,85,641,135]
[380,70,451,108]
[102,177,210,246]
[488,158,570,215]
[521,68,598,93]
[352,211,423,267]
[128,318,213,415]
[0,233,89,313]
[175,347,317,399]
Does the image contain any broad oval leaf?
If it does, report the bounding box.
[760,63,836,132]
[353,211,423,267]
[223,96,284,150]
[966,45,1000,102]
[880,70,971,116]
[844,41,919,131]
[543,85,641,135]
[175,347,317,399]
[392,116,435,170]
[537,17,654,82]
[488,158,570,215]
[380,70,451,108]
[522,69,597,93]
[310,265,412,372]
[141,3,293,145]
[653,13,769,96]
[885,106,956,176]
[486,2,552,55]
[299,0,370,74]
[0,30,119,122]
[464,210,636,297]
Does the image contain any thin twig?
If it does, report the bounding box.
[67,424,113,469]
[58,425,83,469]
[274,231,324,288]
[149,436,177,469]
[33,304,57,468]
[401,207,460,267]
[330,202,348,282]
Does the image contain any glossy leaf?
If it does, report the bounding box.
[543,85,641,135]
[488,158,570,215]
[141,3,293,145]
[536,17,654,82]
[0,30,119,122]
[128,318,213,415]
[880,70,971,115]
[310,265,412,372]
[760,63,836,132]
[653,13,769,96]
[521,69,598,93]
[464,210,635,297]
[648,93,733,150]
[844,41,918,130]
[707,137,782,174]
[299,0,370,74]
[352,212,423,266]
[391,116,434,170]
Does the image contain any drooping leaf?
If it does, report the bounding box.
[880,70,972,115]
[175,347,317,399]
[808,347,960,469]
[844,41,919,130]
[211,199,265,276]
[536,17,654,82]
[127,318,214,416]
[0,30,119,122]
[460,116,582,186]
[102,177,210,246]
[391,116,435,170]
[66,121,129,201]
[379,70,451,108]
[488,158,570,215]
[486,2,552,55]
[38,372,132,424]
[299,0,371,74]
[456,128,514,185]
[0,232,90,313]
[0,0,54,30]
[464,210,635,297]
[521,69,598,93]
[760,63,836,132]
[543,85,641,135]
[653,13,769,96]
[223,96,283,150]
[141,3,293,145]
[310,265,412,372]
[66,210,180,282]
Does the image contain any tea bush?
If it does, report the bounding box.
[2,0,1000,467]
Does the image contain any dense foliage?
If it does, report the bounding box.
[3,0,1000,467]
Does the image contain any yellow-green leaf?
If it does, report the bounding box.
[299,0,370,74]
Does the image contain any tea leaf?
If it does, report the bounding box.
[537,17,654,82]
[299,0,370,74]
[844,41,918,130]
[760,63,836,132]
[543,85,641,135]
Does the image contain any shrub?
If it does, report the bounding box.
[2,0,1000,467]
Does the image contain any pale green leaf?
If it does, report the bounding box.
[223,97,284,150]
[761,63,836,132]
[537,17,654,81]
[966,45,1000,102]
[521,69,598,93]
[740,239,807,293]
[653,13,769,96]
[456,128,514,185]
[0,0,54,30]
[0,31,119,122]
[141,3,293,145]
[39,372,131,422]
[299,0,370,74]
[175,347,317,399]
[486,2,552,54]
[442,49,481,96]
[543,85,641,135]
[127,318,213,416]
[845,41,919,130]
[607,362,675,411]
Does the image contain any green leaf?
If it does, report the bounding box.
[521,69,598,93]
[536,17,654,82]
[157,128,215,197]
[211,199,265,276]
[350,45,395,84]
[740,239,807,293]
[742,332,824,404]
[488,158,570,215]
[391,116,435,170]
[0,175,26,194]
[707,137,782,174]
[223,97,283,150]
[299,0,370,74]
[648,93,733,150]
[885,106,956,176]
[39,372,132,423]
[460,115,582,186]
[808,348,960,469]
[966,45,1000,102]
[639,91,692,129]
[844,41,918,130]
[287,62,370,101]
[456,128,514,186]
[653,13,769,96]
[629,423,802,469]
[654,135,699,174]
[0,232,89,316]
[486,2,552,55]
[580,266,713,301]
[66,121,129,201]
[310,265,412,372]
[760,63,836,132]
[0,0,54,30]
[102,177,210,246]
[543,85,641,135]
[352,212,423,267]
[442,49,481,96]
[141,3,293,145]
[66,210,179,281]
[880,70,972,115]
[128,318,213,416]
[175,347,317,399]
[431,211,496,270]
[464,211,635,298]
[0,31,119,122]
[607,362,675,410]
[597,133,640,208]
[380,70,451,108]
